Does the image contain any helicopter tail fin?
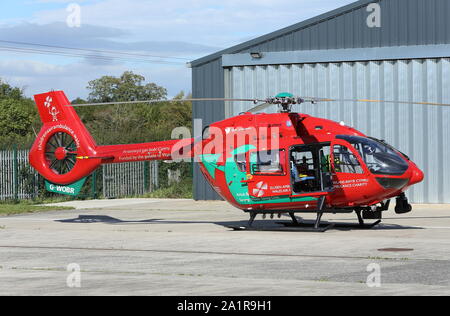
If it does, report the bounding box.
[29,91,101,185]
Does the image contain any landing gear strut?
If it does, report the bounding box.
[248,213,257,227]
[313,196,326,230]
[237,196,335,232]
[233,196,385,232]
[355,209,382,228]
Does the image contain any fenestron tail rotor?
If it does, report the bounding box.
[45,132,78,175]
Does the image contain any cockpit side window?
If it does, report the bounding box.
[336,135,409,176]
[333,145,364,174]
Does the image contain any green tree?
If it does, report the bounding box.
[0,80,38,148]
[87,71,167,102]
[137,91,192,141]
[0,79,24,101]
[0,99,33,137]
[84,71,191,145]
[71,97,97,123]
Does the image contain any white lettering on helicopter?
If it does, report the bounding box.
[38,125,80,151]
[333,179,369,189]
[225,127,253,135]
[118,147,172,161]
[122,147,171,155]
[49,184,75,195]
[270,184,291,194]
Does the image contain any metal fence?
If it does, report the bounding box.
[0,148,159,201]
[102,161,159,199]
[0,148,39,200]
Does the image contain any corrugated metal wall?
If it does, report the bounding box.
[226,59,450,203]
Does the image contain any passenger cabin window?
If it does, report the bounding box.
[250,150,285,175]
[333,145,363,174]
[235,153,247,172]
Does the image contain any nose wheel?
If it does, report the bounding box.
[45,132,78,175]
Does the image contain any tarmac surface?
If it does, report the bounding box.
[0,198,450,296]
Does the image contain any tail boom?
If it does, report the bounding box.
[95,138,195,164]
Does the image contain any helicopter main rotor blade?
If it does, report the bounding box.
[69,98,265,107]
[302,97,450,107]
[68,95,450,110]
[247,102,274,113]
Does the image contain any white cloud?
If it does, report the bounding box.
[32,0,356,47]
[0,22,219,56]
[0,59,191,99]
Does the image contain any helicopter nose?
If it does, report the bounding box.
[409,163,424,186]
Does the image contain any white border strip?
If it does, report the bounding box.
[222,44,450,67]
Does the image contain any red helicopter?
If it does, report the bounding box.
[29,90,440,231]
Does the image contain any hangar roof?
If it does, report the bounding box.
[190,0,450,67]
[190,0,376,67]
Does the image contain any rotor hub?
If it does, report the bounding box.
[54,147,67,160]
[265,93,300,113]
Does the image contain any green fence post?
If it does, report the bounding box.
[91,171,97,199]
[13,145,19,202]
[144,161,150,192]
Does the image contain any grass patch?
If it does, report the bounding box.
[0,202,74,216]
[141,178,193,199]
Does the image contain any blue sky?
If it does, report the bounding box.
[0,0,355,99]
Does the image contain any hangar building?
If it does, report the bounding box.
[190,0,450,203]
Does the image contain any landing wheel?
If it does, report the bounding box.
[395,203,412,214]
[395,194,412,214]
[45,132,78,175]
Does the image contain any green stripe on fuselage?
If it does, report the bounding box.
[200,153,224,179]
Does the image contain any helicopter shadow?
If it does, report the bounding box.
[276,219,424,231]
[55,215,424,232]
[57,215,251,227]
[57,215,185,225]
